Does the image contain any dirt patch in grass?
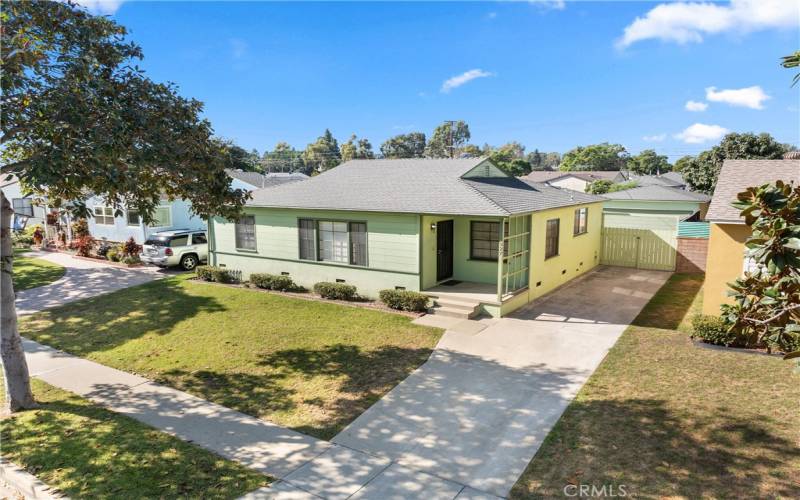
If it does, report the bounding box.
[510,274,800,499]
[1,378,268,499]
[20,275,443,440]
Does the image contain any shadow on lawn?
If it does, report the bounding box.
[20,278,226,356]
[631,273,704,331]
[512,397,800,499]
[161,344,435,440]
[1,389,263,499]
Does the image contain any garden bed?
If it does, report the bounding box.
[72,254,143,268]
[190,278,425,318]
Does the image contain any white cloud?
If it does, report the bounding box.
[441,69,494,93]
[643,133,667,142]
[617,0,799,49]
[73,0,125,15]
[530,0,566,10]
[229,38,249,60]
[685,100,708,112]
[705,85,770,110]
[674,123,729,144]
[486,12,498,20]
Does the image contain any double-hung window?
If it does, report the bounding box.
[573,207,588,236]
[152,206,171,227]
[93,206,114,225]
[298,219,367,266]
[470,221,508,261]
[235,215,257,250]
[545,218,560,259]
[127,210,142,226]
[12,198,33,217]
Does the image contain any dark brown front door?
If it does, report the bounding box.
[436,219,454,281]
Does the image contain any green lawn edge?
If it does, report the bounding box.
[1,378,269,499]
[13,251,66,291]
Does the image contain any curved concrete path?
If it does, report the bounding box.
[15,251,163,316]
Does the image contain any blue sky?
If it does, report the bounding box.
[94,1,798,160]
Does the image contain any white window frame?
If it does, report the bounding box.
[12,198,34,217]
[93,206,115,225]
[151,205,172,228]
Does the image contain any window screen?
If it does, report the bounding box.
[235,215,256,250]
[573,208,588,235]
[12,198,33,217]
[318,221,349,263]
[349,222,367,266]
[298,219,316,260]
[545,219,560,259]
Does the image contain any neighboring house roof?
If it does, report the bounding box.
[524,170,624,184]
[247,158,604,216]
[602,185,711,202]
[226,169,308,189]
[629,174,685,189]
[706,159,800,223]
[660,171,685,185]
[1,175,19,188]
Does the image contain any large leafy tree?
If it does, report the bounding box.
[380,132,426,159]
[627,149,671,175]
[303,129,341,172]
[262,141,306,173]
[682,132,791,194]
[340,134,375,162]
[1,1,249,412]
[487,142,532,176]
[425,120,471,158]
[560,143,628,171]
[721,182,800,358]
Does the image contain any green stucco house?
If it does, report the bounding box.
[209,158,604,317]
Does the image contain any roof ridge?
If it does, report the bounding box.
[458,178,511,216]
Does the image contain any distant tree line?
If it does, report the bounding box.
[227,122,794,192]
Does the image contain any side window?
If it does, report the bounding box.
[192,233,207,244]
[298,219,316,260]
[12,198,34,217]
[235,215,257,250]
[169,235,189,247]
[127,210,141,226]
[545,218,560,259]
[349,222,367,266]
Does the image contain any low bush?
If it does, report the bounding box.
[12,232,34,247]
[196,265,240,284]
[250,273,299,292]
[314,281,357,301]
[71,218,90,238]
[106,246,122,262]
[72,235,95,257]
[691,314,739,346]
[379,289,430,312]
[122,254,141,265]
[122,237,142,258]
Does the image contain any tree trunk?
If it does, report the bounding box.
[0,189,36,413]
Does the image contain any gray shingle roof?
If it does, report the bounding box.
[629,174,686,188]
[602,185,711,202]
[247,158,602,216]
[707,159,800,223]
[226,169,308,189]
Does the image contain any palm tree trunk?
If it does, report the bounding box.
[1,189,36,413]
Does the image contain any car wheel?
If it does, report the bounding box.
[180,254,198,271]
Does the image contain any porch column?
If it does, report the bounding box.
[496,218,505,303]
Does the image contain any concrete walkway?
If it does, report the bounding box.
[15,251,162,316]
[333,267,670,497]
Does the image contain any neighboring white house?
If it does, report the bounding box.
[523,170,627,192]
[1,175,47,231]
[86,170,306,244]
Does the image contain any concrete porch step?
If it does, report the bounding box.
[431,304,475,319]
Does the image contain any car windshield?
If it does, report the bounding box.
[144,236,169,247]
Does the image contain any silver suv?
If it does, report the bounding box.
[141,230,208,271]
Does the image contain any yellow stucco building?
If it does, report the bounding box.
[702,159,800,315]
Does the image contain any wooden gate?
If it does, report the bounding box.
[601,215,677,271]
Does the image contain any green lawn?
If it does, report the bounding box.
[1,378,268,499]
[13,250,66,291]
[20,275,443,439]
[510,274,800,499]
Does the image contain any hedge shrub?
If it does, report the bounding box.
[196,265,240,284]
[379,289,429,312]
[250,273,299,292]
[691,314,738,346]
[314,281,357,301]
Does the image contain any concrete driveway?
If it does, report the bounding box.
[332,266,670,498]
[15,251,164,316]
